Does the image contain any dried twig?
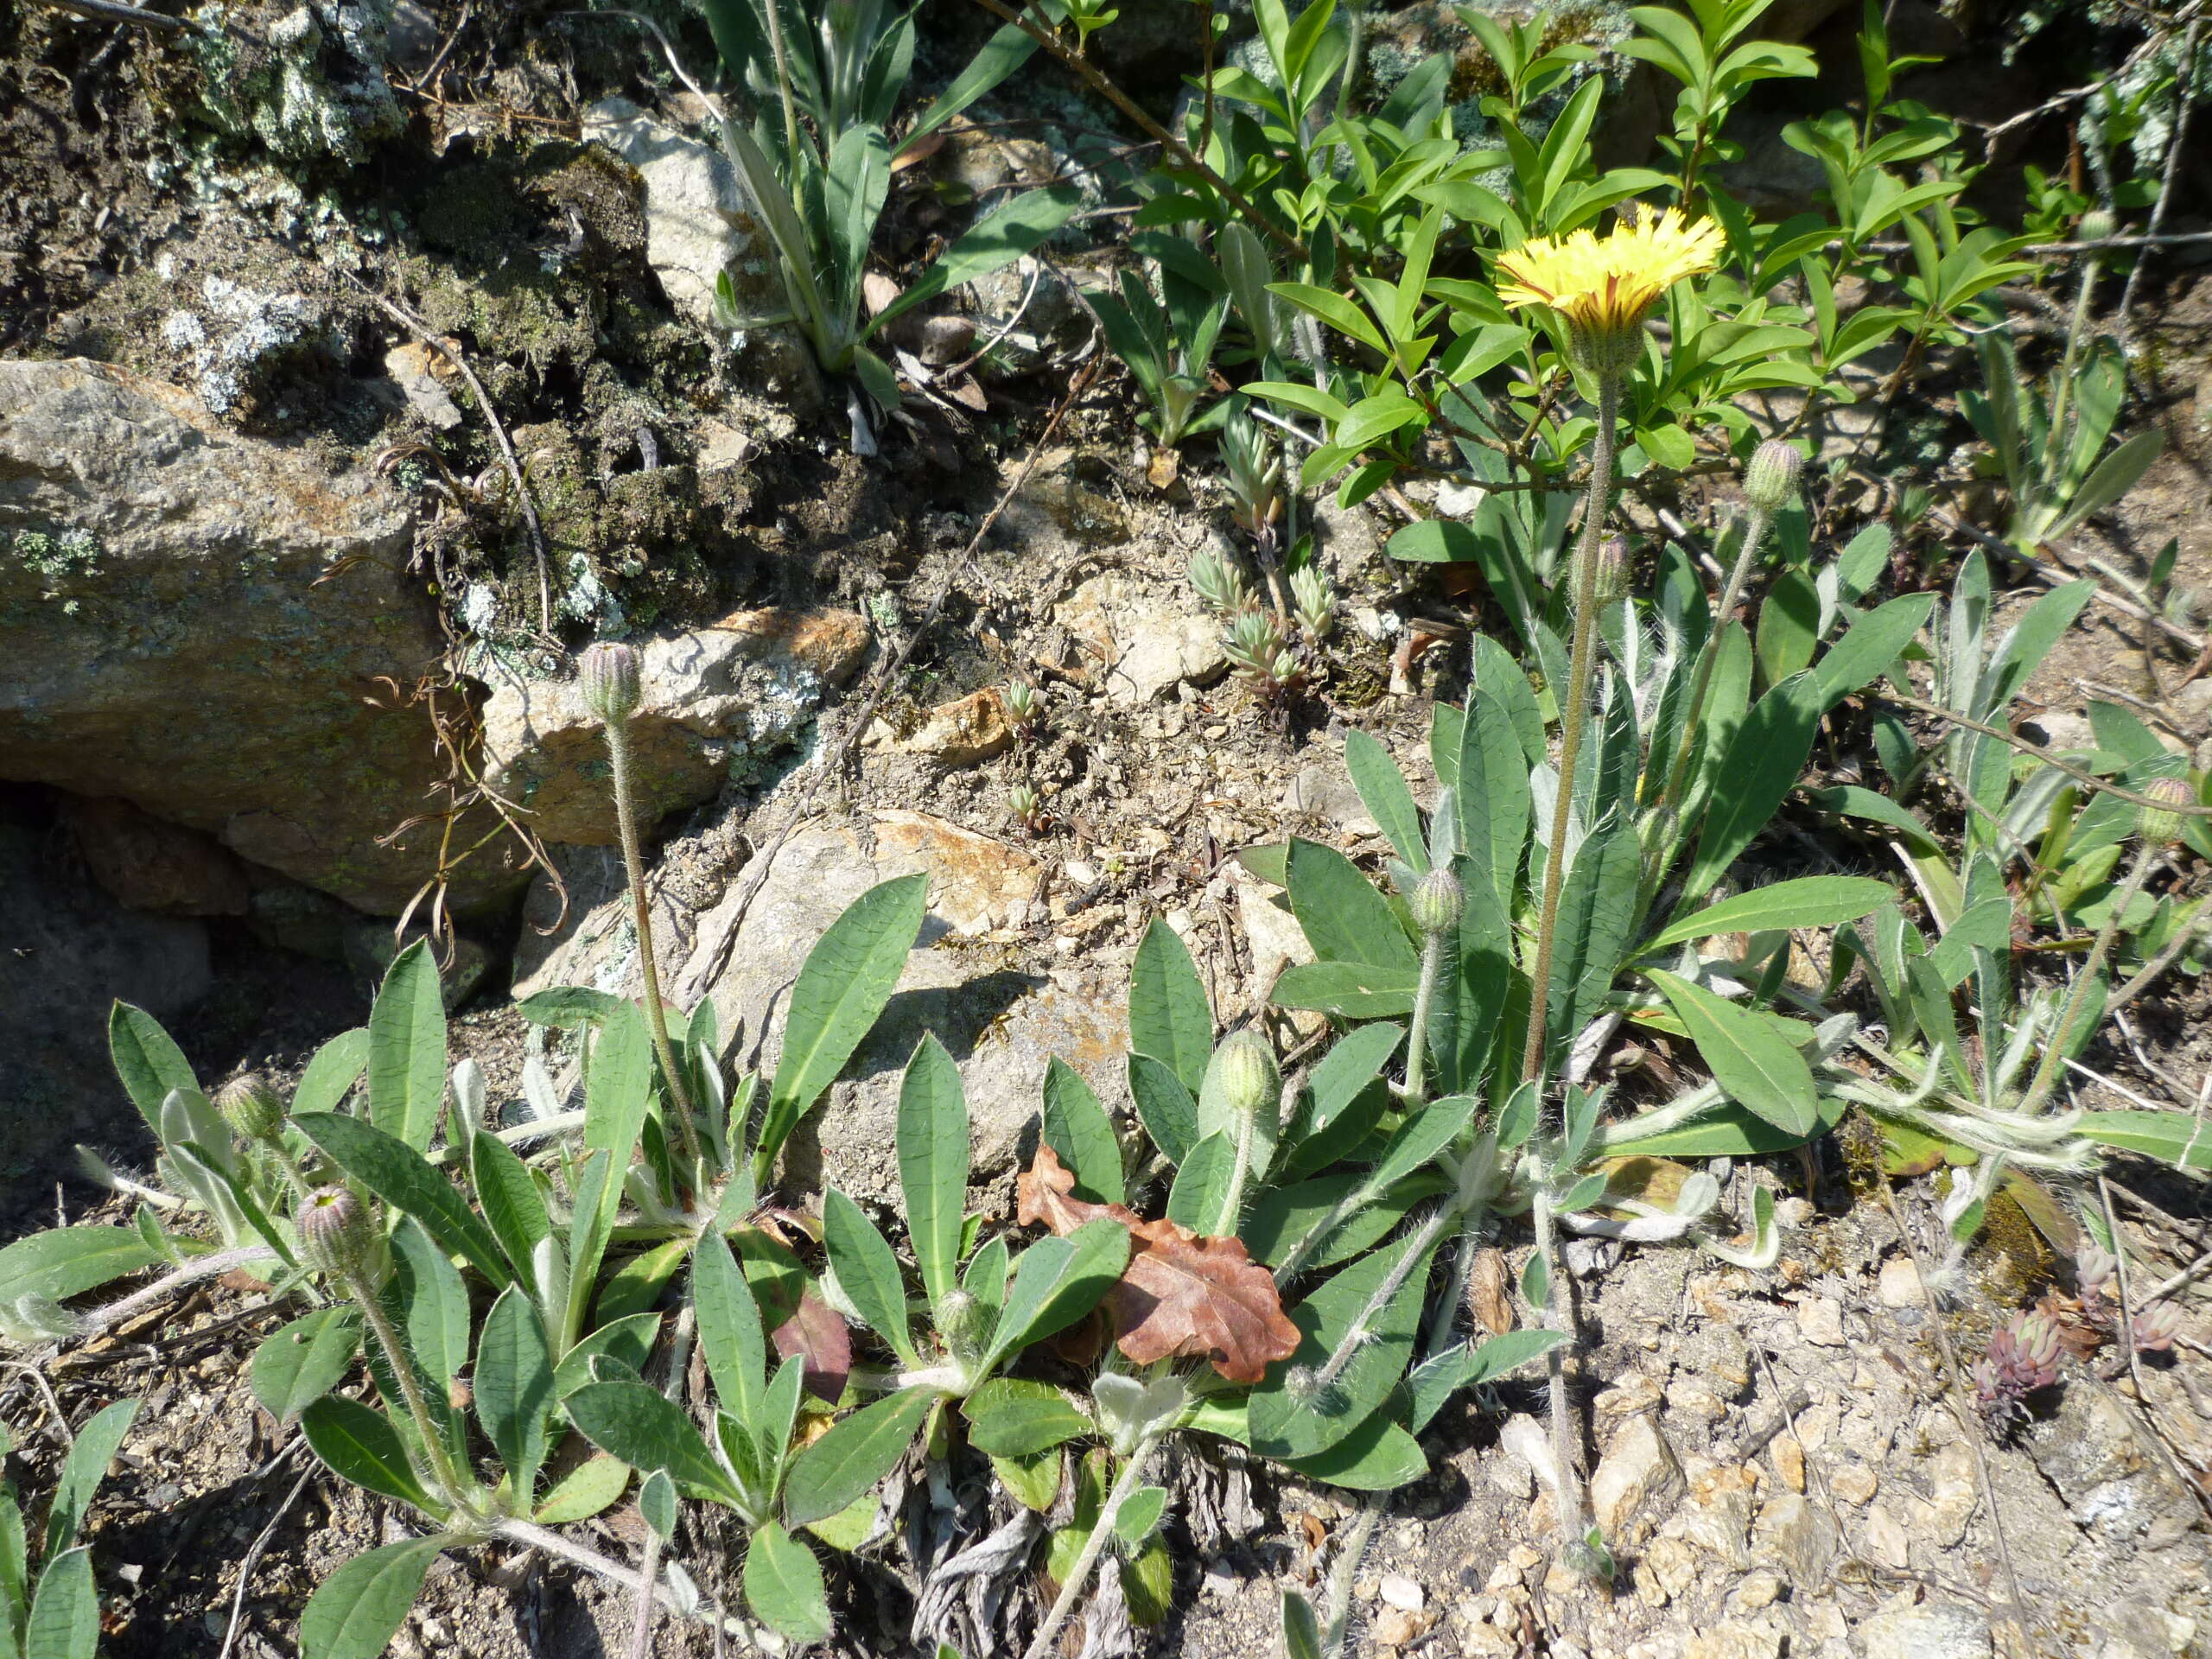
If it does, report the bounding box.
[331,267,555,632]
[35,0,203,31]
[1876,687,2212,821]
[1929,509,2208,658]
[2117,14,2205,346]
[217,1449,314,1659]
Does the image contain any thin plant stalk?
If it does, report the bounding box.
[1402,927,1450,1111]
[1652,493,1779,827]
[1021,1436,1161,1659]
[348,1271,478,1518]
[1520,371,1623,1087]
[603,719,702,1167]
[1529,1189,1586,1550]
[2017,839,2163,1119]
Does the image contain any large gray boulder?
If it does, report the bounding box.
[0,358,530,917]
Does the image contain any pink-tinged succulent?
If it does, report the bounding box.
[1973,1309,2063,1425]
[2131,1302,2183,1354]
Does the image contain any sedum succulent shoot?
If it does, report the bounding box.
[1973,1308,2063,1425]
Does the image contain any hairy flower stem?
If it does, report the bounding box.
[603,721,702,1168]
[1216,1097,1263,1240]
[2018,840,2161,1120]
[1319,1496,1385,1656]
[495,1519,754,1638]
[1402,929,1451,1112]
[1649,494,1778,860]
[1529,1190,1587,1555]
[1521,372,1622,1089]
[1022,1435,1161,1659]
[265,1139,316,1208]
[626,1531,665,1659]
[626,1303,698,1659]
[1421,1226,1484,1361]
[347,1271,477,1518]
[1310,1205,1456,1397]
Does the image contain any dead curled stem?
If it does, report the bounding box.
[51,1245,280,1347]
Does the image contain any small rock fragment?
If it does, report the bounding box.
[1853,1599,1993,1659]
[1796,1295,1846,1346]
[1770,1434,1805,1493]
[1828,1461,1878,1505]
[1878,1256,1927,1307]
[1378,1574,1425,1612]
[883,688,1015,767]
[1590,1416,1682,1539]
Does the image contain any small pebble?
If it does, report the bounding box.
[1796,1295,1845,1346]
[1379,1573,1426,1612]
[1878,1256,1927,1307]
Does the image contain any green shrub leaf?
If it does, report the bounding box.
[743,1522,832,1643]
[782,1388,935,1528]
[1129,918,1214,1093]
[896,1035,969,1314]
[300,1397,436,1512]
[1643,875,1893,953]
[251,1307,363,1426]
[298,1537,445,1659]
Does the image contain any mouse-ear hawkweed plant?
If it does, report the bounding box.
[1496,207,1721,1568]
[1497,207,1723,1088]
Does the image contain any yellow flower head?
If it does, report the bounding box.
[1495,208,1723,371]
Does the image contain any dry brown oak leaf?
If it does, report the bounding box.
[1016,1144,1300,1383]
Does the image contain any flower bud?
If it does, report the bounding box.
[1743,440,1804,513]
[938,1288,990,1363]
[2077,209,2117,244]
[216,1073,286,1142]
[1210,1030,1281,1124]
[2136,775,2192,846]
[1409,866,1465,937]
[578,642,641,726]
[1589,536,1630,607]
[296,1186,378,1280]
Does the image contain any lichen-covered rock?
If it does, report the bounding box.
[181,0,405,164]
[158,270,327,418]
[0,357,530,916]
[474,607,870,846]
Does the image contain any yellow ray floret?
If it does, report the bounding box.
[1494,208,1724,338]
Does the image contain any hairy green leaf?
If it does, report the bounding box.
[756,874,927,1186]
